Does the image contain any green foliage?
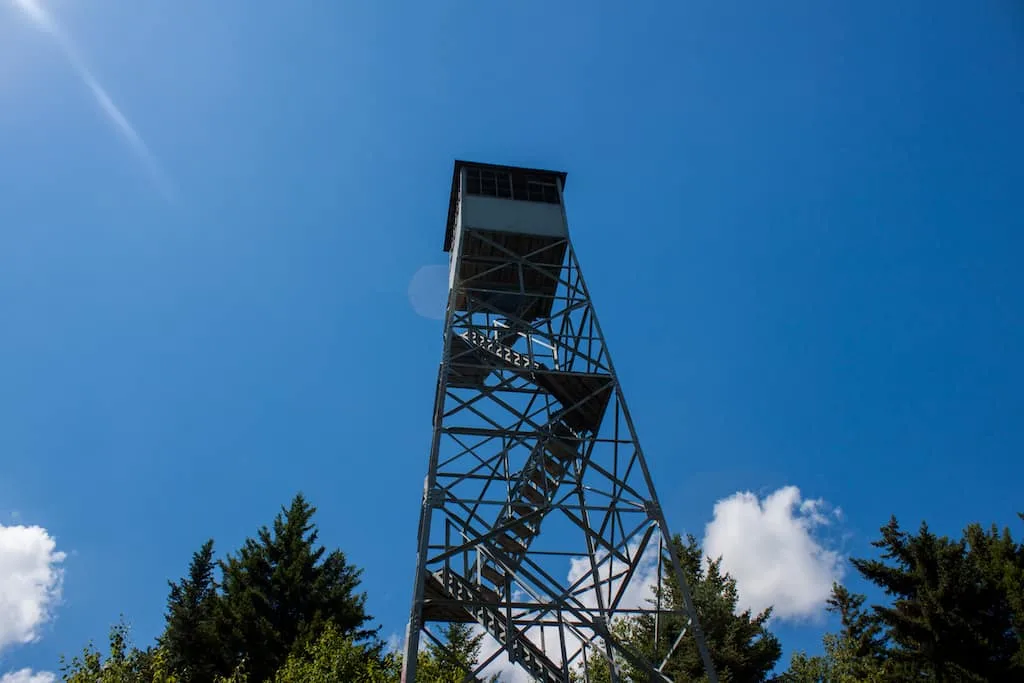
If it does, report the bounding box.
[781,648,829,683]
[60,617,176,683]
[425,622,483,680]
[212,658,249,683]
[213,493,375,681]
[784,513,1024,682]
[161,539,222,681]
[573,534,782,682]
[412,652,467,683]
[64,493,377,683]
[272,620,399,683]
[782,632,888,683]
[824,584,885,666]
[639,535,781,681]
[413,622,501,682]
[852,515,1024,680]
[271,620,494,683]
[60,499,1024,683]
[568,622,625,682]
[780,584,889,683]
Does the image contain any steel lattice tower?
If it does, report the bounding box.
[402,162,718,682]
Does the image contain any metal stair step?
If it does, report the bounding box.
[543,457,566,478]
[507,518,537,540]
[528,465,553,490]
[521,484,546,505]
[437,570,565,682]
[480,563,505,586]
[495,533,527,555]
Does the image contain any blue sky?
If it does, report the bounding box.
[1,0,1022,678]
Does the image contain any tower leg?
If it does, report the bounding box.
[571,250,720,683]
[657,517,718,682]
[400,479,434,682]
[402,424,445,682]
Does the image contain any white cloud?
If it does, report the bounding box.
[702,486,843,621]
[11,0,174,199]
[454,486,844,678]
[566,539,661,617]
[1,669,56,683]
[0,522,66,653]
[477,639,533,683]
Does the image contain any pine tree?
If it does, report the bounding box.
[652,535,781,681]
[421,622,488,681]
[214,493,374,682]
[162,539,222,681]
[851,515,1024,680]
[780,584,890,683]
[576,534,782,681]
[784,514,1024,682]
[963,518,1024,668]
[825,584,886,673]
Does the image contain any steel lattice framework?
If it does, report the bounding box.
[402,162,718,682]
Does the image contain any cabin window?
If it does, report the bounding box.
[464,167,560,204]
[526,180,559,204]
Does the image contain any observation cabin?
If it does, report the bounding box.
[444,161,569,322]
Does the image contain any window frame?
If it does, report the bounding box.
[463,166,561,205]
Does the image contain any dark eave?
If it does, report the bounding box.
[444,160,569,252]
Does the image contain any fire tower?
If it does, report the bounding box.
[402,162,717,682]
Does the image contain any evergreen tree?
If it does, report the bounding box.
[963,516,1024,669]
[427,622,483,677]
[852,515,1024,680]
[569,620,628,682]
[59,505,1024,683]
[781,584,890,683]
[645,535,781,681]
[416,622,498,682]
[782,630,890,683]
[785,514,1024,682]
[161,539,222,681]
[824,584,886,674]
[214,493,374,682]
[575,534,781,681]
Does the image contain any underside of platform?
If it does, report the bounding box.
[453,229,567,321]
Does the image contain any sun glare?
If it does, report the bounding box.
[5,0,174,199]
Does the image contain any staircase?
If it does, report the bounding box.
[431,325,612,680]
[449,326,590,589]
[439,568,566,682]
[476,421,580,594]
